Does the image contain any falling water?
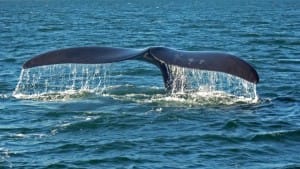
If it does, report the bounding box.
[164,65,258,104]
[13,63,258,104]
[13,64,110,100]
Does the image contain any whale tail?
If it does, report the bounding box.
[23,46,259,90]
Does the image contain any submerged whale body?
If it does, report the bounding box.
[23,46,259,90]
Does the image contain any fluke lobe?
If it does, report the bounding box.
[23,46,259,90]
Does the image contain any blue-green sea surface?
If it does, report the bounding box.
[1,0,299,168]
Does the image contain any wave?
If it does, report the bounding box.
[250,129,300,142]
[0,58,16,63]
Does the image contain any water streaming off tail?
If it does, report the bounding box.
[13,63,258,104]
[13,64,110,100]
[164,65,258,104]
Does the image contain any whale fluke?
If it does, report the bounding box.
[149,47,259,84]
[23,47,146,69]
[22,46,259,90]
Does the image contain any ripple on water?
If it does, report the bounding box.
[250,129,300,142]
[2,0,300,168]
[0,58,17,63]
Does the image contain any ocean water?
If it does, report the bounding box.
[1,0,300,168]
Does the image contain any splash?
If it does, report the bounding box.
[13,63,258,104]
